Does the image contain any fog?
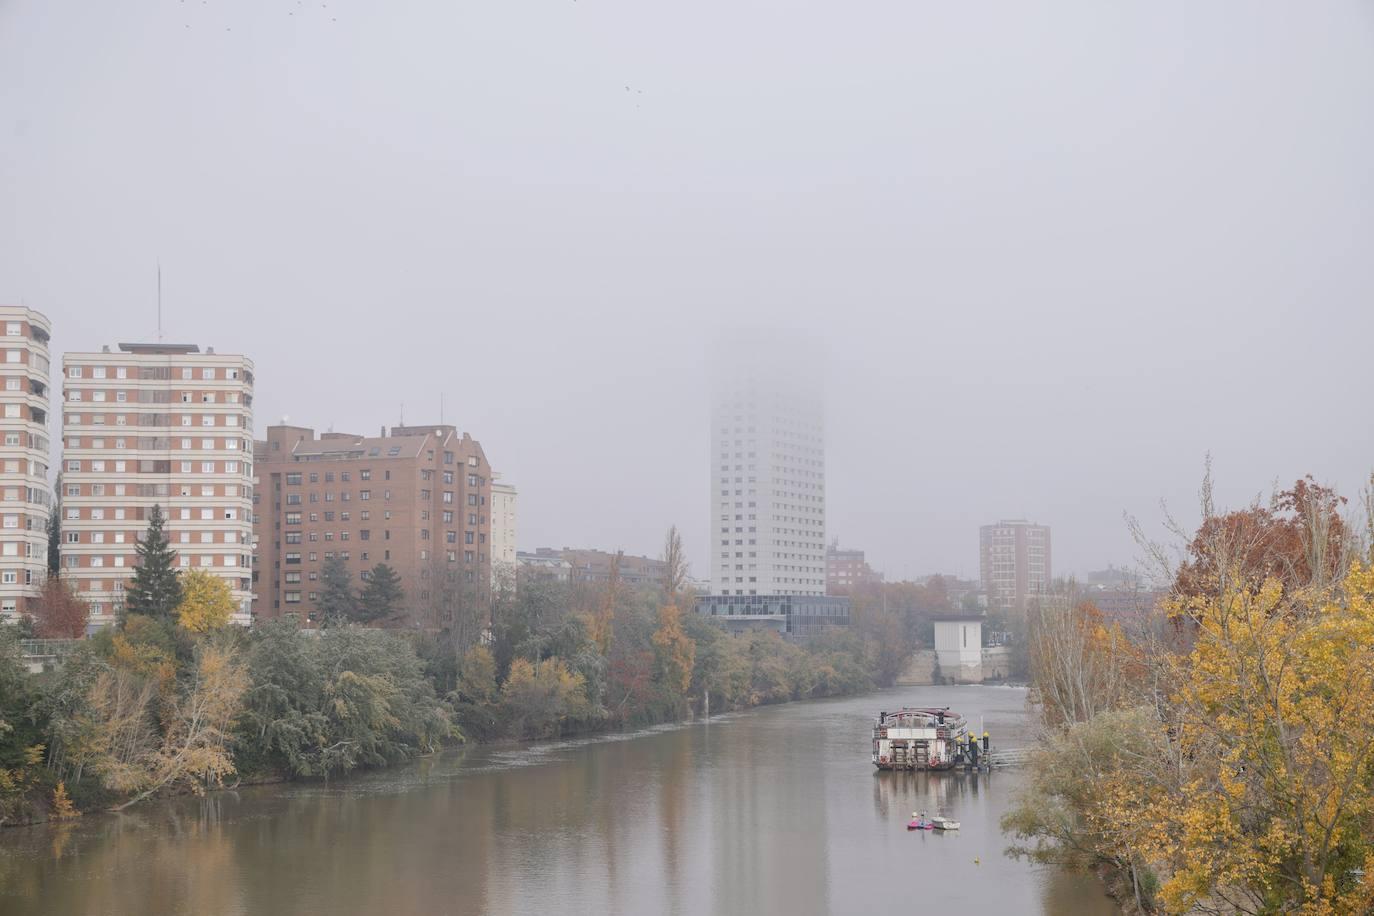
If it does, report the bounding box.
[3,0,1373,582]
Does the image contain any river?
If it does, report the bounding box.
[0,685,1116,916]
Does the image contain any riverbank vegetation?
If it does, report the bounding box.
[1,526,903,824]
[1005,472,1374,914]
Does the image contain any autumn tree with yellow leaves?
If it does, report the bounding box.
[175,569,235,633]
[1140,567,1374,914]
[1011,473,1374,914]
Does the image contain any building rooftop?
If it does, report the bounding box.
[117,343,201,354]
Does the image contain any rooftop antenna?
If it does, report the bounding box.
[157,260,163,342]
[440,392,445,425]
[400,402,405,426]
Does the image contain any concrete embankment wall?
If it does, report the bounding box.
[895,646,1016,686]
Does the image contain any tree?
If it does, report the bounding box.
[318,556,358,625]
[501,657,592,738]
[125,504,181,620]
[110,644,248,810]
[356,564,404,624]
[1139,568,1374,913]
[46,501,60,576]
[651,603,695,696]
[1027,599,1139,729]
[589,552,622,655]
[661,525,688,604]
[31,575,87,639]
[175,569,234,633]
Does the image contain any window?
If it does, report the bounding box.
[68,366,82,378]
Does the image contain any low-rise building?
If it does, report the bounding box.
[694,593,850,639]
[518,547,666,588]
[932,614,984,683]
[516,550,572,583]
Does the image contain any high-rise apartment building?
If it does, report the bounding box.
[253,424,491,629]
[490,476,517,589]
[61,344,255,628]
[709,356,826,596]
[979,519,1052,614]
[0,307,53,622]
[697,340,848,637]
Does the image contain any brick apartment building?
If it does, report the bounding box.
[254,423,492,628]
[825,543,882,593]
[979,519,1052,614]
[61,343,255,627]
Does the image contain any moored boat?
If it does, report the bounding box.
[907,812,934,831]
[930,817,960,831]
[872,707,969,771]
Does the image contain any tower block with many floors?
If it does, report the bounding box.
[60,344,255,628]
[0,307,53,622]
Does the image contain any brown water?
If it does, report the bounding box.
[0,685,1116,916]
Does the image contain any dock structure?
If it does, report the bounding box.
[872,706,1032,772]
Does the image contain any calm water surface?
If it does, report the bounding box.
[0,685,1116,916]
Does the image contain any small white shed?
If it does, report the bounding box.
[932,616,983,683]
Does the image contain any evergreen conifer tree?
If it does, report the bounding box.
[357,563,404,624]
[319,555,358,625]
[125,503,182,620]
[46,502,60,575]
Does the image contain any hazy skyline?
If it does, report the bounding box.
[3,1,1373,584]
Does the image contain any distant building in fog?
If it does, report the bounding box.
[490,477,517,589]
[979,519,1051,614]
[697,335,847,638]
[1085,565,1141,589]
[708,339,826,598]
[516,550,571,583]
[1083,585,1164,623]
[826,543,883,593]
[517,547,665,588]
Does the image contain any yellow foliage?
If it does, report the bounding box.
[50,782,79,820]
[652,604,695,695]
[1147,564,1374,914]
[175,569,235,633]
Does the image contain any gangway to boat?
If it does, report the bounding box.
[985,747,1031,768]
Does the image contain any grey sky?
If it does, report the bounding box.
[3,1,1373,583]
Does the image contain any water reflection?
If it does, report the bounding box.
[0,687,1116,916]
